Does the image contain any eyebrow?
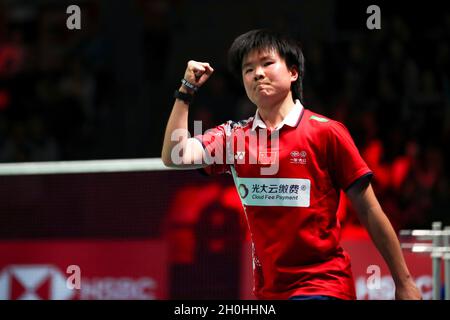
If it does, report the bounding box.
[242,55,274,69]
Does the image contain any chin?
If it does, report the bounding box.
[254,94,276,106]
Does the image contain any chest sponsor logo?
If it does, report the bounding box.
[236,177,310,207]
[290,150,307,165]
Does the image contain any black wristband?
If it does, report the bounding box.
[181,78,199,92]
[174,90,194,104]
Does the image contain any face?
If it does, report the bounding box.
[241,48,298,107]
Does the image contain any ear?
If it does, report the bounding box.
[289,65,299,82]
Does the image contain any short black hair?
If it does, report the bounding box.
[227,29,305,103]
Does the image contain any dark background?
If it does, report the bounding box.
[0,0,449,299]
[2,0,447,228]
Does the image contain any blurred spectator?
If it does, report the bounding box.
[27,115,60,161]
[163,182,247,299]
[0,121,30,162]
[0,1,448,230]
[59,57,96,133]
[0,29,26,78]
[397,145,446,228]
[137,0,172,84]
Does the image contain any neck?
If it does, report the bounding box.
[257,93,296,130]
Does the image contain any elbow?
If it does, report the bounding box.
[162,157,176,168]
[161,150,184,168]
[161,150,174,168]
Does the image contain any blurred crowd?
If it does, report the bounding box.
[190,12,450,229]
[327,14,450,230]
[0,1,448,229]
[0,0,114,161]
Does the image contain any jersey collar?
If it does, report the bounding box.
[251,99,304,131]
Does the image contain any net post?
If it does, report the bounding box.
[432,221,442,300]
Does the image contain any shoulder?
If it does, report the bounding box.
[301,109,355,148]
[202,117,254,142]
[220,116,254,134]
[302,109,337,134]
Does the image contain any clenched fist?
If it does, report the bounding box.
[181,60,214,93]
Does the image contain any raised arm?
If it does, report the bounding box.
[346,178,422,300]
[161,60,214,168]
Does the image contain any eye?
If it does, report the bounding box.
[264,61,274,66]
[244,68,253,74]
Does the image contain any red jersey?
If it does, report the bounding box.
[194,101,372,300]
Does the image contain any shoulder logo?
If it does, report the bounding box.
[309,115,329,123]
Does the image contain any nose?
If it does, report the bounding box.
[253,66,264,81]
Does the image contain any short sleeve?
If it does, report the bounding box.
[326,121,373,191]
[194,122,230,175]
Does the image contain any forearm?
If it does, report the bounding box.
[161,60,214,167]
[161,87,191,166]
[347,181,421,299]
[359,205,412,284]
